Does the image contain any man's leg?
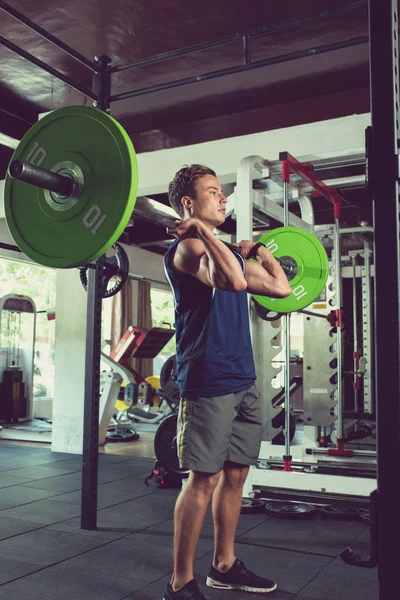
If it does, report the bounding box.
[206,386,277,594]
[207,461,276,593]
[170,469,221,591]
[211,462,249,571]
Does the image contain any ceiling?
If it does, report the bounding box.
[0,0,372,252]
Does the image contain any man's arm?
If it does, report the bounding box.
[170,219,247,292]
[244,246,292,298]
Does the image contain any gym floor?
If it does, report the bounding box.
[0,436,376,600]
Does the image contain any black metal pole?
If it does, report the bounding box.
[93,55,112,112]
[110,1,367,73]
[0,242,22,253]
[80,57,112,531]
[0,0,95,71]
[109,36,368,103]
[369,0,400,597]
[111,33,243,74]
[0,35,96,100]
[80,258,104,530]
[243,34,251,65]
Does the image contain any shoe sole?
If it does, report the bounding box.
[206,577,277,593]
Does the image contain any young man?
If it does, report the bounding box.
[163,164,291,600]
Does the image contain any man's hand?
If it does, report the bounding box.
[236,240,257,259]
[167,218,202,239]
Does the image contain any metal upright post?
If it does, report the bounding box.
[81,56,112,530]
[282,161,292,471]
[93,55,112,112]
[81,259,104,529]
[351,255,359,412]
[334,213,344,447]
[361,244,373,415]
[369,0,400,596]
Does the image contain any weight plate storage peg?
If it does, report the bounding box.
[252,227,329,313]
[79,243,130,298]
[4,106,138,268]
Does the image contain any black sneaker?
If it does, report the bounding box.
[163,579,207,600]
[206,558,277,593]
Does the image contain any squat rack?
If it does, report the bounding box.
[0,3,399,598]
[365,0,400,594]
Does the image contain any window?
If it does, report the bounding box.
[0,258,57,409]
[150,287,176,377]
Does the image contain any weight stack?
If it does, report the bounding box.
[0,369,25,422]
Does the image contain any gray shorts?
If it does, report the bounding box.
[176,384,262,473]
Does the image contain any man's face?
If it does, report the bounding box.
[184,174,227,227]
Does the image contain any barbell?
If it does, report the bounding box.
[3,105,329,311]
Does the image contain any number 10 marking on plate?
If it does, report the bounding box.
[26,141,47,167]
[83,205,108,235]
[265,238,307,302]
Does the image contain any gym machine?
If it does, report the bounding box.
[100,325,179,442]
[0,294,51,442]
[234,151,377,503]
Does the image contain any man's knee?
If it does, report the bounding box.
[222,462,249,488]
[189,470,222,497]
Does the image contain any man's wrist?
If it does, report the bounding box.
[247,242,266,260]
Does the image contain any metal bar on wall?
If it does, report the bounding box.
[111,1,367,73]
[369,0,400,597]
[109,37,368,103]
[111,34,243,73]
[0,1,95,71]
[0,35,96,99]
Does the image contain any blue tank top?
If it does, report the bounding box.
[163,237,256,397]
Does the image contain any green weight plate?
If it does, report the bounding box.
[4,106,138,268]
[252,227,329,313]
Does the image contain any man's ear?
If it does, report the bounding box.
[181,196,193,211]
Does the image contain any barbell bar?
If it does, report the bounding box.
[7,158,248,262]
[4,105,329,312]
[9,159,74,197]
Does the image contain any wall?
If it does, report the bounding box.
[136,113,370,195]
[51,268,87,453]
